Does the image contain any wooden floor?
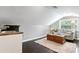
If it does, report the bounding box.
[22,38,79,53]
[22,41,57,53]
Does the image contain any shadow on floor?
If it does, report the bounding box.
[22,41,57,53]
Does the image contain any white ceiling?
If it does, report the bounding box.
[0,6,79,25]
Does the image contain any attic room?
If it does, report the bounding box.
[22,6,79,53]
[0,6,79,53]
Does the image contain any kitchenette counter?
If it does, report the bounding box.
[0,31,23,53]
[0,31,23,36]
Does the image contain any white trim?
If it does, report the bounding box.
[22,36,46,43]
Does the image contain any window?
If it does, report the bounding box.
[60,16,76,31]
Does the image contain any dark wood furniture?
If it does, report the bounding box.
[47,34,65,44]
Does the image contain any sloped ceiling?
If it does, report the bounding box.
[0,6,79,25]
[13,6,79,25]
[47,6,79,25]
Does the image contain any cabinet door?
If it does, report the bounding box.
[0,34,22,53]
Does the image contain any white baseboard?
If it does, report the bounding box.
[22,36,46,43]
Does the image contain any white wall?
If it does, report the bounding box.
[0,6,79,42]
